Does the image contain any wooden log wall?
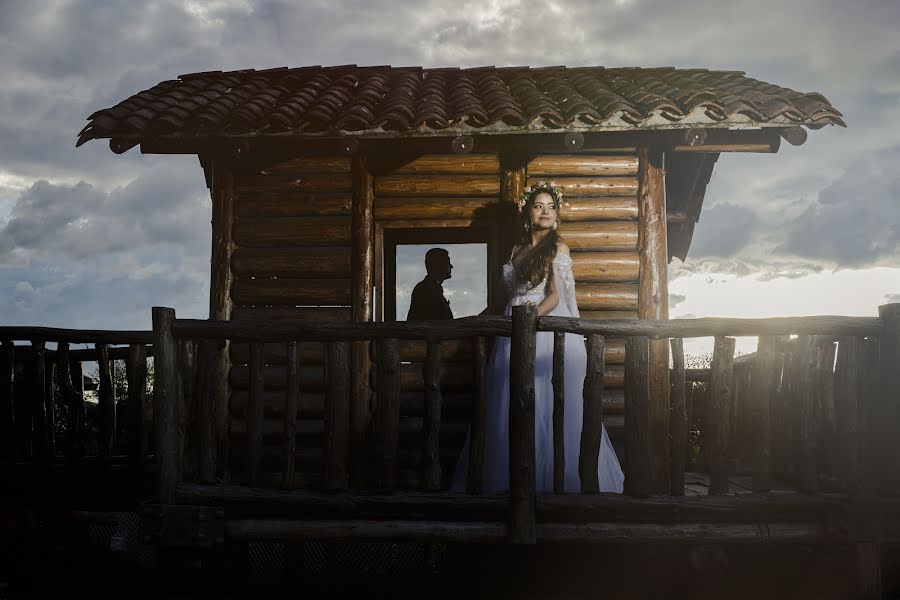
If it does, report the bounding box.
[373,154,502,488]
[228,157,354,486]
[527,153,639,460]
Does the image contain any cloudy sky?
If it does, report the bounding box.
[1,0,899,357]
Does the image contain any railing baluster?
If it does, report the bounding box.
[552,332,565,494]
[70,360,84,459]
[860,338,880,495]
[816,339,837,484]
[30,340,49,465]
[324,341,350,492]
[834,336,863,493]
[580,334,605,494]
[152,307,180,503]
[509,304,537,543]
[96,343,115,467]
[0,341,14,466]
[375,338,400,492]
[245,342,265,488]
[708,336,735,496]
[796,335,819,493]
[45,358,55,459]
[624,335,650,497]
[750,336,777,492]
[56,342,83,464]
[194,339,217,482]
[466,336,487,495]
[283,341,301,489]
[178,340,197,481]
[669,337,686,496]
[126,343,148,468]
[423,341,443,491]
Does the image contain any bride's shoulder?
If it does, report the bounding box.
[555,241,571,258]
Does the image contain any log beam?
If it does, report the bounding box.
[351,154,375,488]
[638,147,670,494]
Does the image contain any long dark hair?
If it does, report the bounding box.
[515,185,563,288]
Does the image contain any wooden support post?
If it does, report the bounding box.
[750,336,777,492]
[877,303,900,494]
[282,341,301,489]
[552,332,566,494]
[467,336,488,495]
[509,304,537,543]
[835,336,863,493]
[796,335,819,493]
[772,345,792,482]
[669,337,686,496]
[580,334,605,493]
[153,307,180,503]
[208,155,234,481]
[637,147,670,494]
[624,335,651,497]
[56,343,81,464]
[0,341,13,466]
[374,338,400,492]
[126,344,148,467]
[708,336,735,496]
[324,342,350,492]
[30,340,49,465]
[245,343,264,488]
[423,341,443,491]
[351,154,375,489]
[96,343,115,467]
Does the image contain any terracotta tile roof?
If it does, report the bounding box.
[77,65,845,147]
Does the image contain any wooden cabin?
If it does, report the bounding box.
[74,65,845,495]
[13,65,900,596]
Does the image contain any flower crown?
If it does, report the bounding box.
[517,181,564,214]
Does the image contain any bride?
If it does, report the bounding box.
[452,181,624,493]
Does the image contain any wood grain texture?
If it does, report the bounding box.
[374,174,500,197]
[231,278,351,306]
[236,172,353,193]
[259,156,352,175]
[232,246,351,278]
[552,332,566,495]
[423,342,443,491]
[323,342,350,491]
[750,336,778,492]
[708,336,736,496]
[152,307,180,502]
[669,338,686,496]
[542,176,638,197]
[509,304,537,543]
[391,154,500,174]
[835,336,864,493]
[467,336,488,495]
[624,336,650,497]
[233,216,351,247]
[576,283,639,311]
[234,193,352,217]
[580,334,605,493]
[527,155,639,177]
[374,338,401,492]
[374,197,499,221]
[571,252,640,282]
[560,221,638,251]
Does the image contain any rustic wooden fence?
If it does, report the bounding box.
[150,303,900,544]
[0,327,153,474]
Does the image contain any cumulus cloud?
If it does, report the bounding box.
[1,0,899,329]
[688,203,760,258]
[776,145,900,266]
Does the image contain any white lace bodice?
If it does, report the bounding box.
[503,251,577,315]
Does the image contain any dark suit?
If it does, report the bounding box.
[407,276,453,320]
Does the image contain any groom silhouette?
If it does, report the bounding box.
[406,248,454,321]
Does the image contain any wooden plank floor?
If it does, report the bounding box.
[683,471,798,496]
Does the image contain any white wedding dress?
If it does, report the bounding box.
[452,248,625,493]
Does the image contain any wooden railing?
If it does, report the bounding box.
[0,327,153,473]
[151,303,900,543]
